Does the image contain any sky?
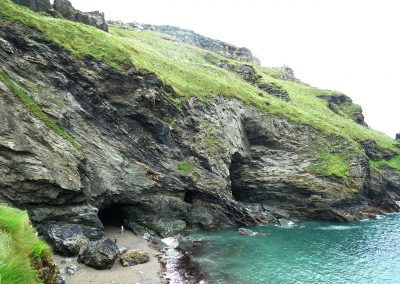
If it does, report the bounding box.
[69,0,399,138]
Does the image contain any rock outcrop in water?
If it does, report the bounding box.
[0,4,400,264]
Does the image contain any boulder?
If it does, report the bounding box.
[53,0,108,31]
[119,249,150,267]
[234,64,260,84]
[53,0,75,20]
[277,218,291,227]
[76,11,109,32]
[78,238,119,270]
[396,133,400,140]
[237,227,254,235]
[12,0,51,12]
[237,227,271,237]
[37,223,104,256]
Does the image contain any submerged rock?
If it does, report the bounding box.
[119,249,150,267]
[238,227,254,235]
[277,218,291,227]
[77,238,119,270]
[237,227,271,237]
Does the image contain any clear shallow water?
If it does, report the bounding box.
[185,213,400,284]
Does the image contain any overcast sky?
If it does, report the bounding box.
[69,0,399,138]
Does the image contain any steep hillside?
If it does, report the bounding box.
[0,0,400,260]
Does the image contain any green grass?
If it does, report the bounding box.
[178,161,195,173]
[371,155,400,173]
[0,70,81,150]
[309,152,350,178]
[1,0,399,174]
[338,103,363,121]
[0,206,52,284]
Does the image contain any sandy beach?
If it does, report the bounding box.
[54,226,164,284]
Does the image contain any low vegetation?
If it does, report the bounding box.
[309,152,350,178]
[178,161,195,173]
[0,70,81,150]
[0,0,399,175]
[0,206,52,284]
[371,155,400,174]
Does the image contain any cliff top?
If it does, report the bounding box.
[0,0,399,172]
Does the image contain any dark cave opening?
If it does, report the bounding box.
[184,191,194,203]
[98,204,125,227]
[229,152,248,202]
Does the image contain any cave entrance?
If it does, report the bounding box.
[229,152,248,202]
[98,204,125,227]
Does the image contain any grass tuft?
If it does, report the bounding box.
[0,206,52,284]
[309,152,350,178]
[178,161,195,173]
[371,155,400,173]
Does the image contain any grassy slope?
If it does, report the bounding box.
[0,0,399,175]
[0,206,52,284]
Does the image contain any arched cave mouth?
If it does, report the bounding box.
[229,152,248,202]
[98,204,125,227]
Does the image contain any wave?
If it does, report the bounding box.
[319,225,360,231]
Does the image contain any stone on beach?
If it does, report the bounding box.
[119,249,150,267]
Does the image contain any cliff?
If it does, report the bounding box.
[1,0,400,260]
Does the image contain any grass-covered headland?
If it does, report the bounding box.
[0,0,399,176]
[0,206,54,284]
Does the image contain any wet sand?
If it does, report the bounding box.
[54,226,164,284]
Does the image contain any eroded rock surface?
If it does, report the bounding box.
[12,0,51,12]
[53,0,108,32]
[0,21,399,259]
[77,238,119,270]
[318,93,368,126]
[119,249,150,267]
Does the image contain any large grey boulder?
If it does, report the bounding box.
[119,249,150,267]
[78,238,119,270]
[37,223,104,256]
[53,0,108,31]
[76,11,109,32]
[53,0,75,20]
[12,0,51,12]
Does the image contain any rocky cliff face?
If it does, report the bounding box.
[11,0,108,31]
[11,0,50,12]
[0,19,399,258]
[52,0,108,32]
[318,93,368,126]
[110,21,260,64]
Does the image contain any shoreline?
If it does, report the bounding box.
[53,210,400,284]
[54,226,165,284]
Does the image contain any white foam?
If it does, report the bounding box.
[162,237,180,248]
[320,225,360,230]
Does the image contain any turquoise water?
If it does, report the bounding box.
[185,213,400,284]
